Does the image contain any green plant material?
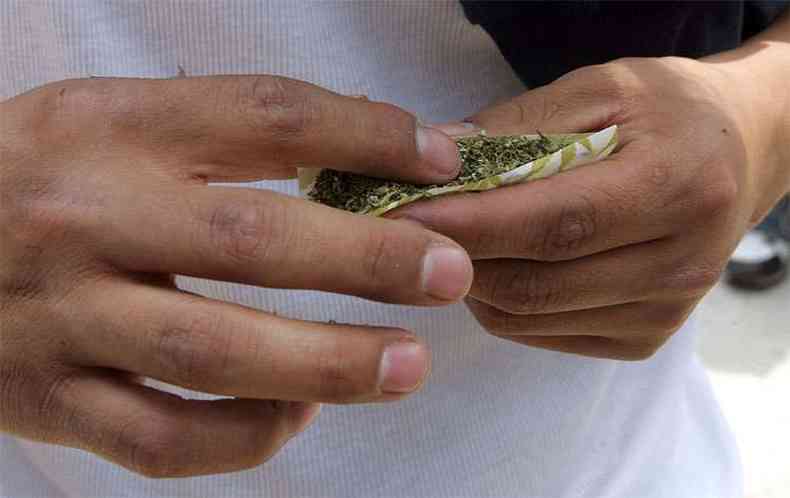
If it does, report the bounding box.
[308,133,575,215]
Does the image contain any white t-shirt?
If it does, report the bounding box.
[0,1,741,497]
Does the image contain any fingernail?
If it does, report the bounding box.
[421,244,473,301]
[427,121,481,137]
[379,340,429,393]
[416,125,461,177]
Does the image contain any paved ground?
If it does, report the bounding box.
[696,276,790,498]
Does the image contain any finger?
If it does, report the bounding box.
[45,372,319,477]
[470,239,720,316]
[465,67,630,139]
[60,76,459,183]
[390,145,691,261]
[68,280,431,403]
[466,297,690,338]
[91,185,473,306]
[468,239,694,315]
[499,336,658,361]
[466,298,691,360]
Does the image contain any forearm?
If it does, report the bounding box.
[704,10,790,200]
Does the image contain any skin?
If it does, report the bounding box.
[0,75,474,477]
[3,11,790,481]
[396,13,790,360]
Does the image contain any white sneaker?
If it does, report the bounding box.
[726,231,788,290]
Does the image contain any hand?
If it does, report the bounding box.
[392,56,789,360]
[0,76,472,477]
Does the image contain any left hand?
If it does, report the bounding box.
[391,56,789,360]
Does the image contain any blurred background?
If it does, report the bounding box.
[698,196,790,498]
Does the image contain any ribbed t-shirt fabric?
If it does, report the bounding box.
[0,2,741,497]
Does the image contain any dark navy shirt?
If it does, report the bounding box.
[460,1,789,87]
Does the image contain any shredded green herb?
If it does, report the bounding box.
[307,133,575,214]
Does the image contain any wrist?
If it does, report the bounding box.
[699,50,790,225]
[704,40,790,194]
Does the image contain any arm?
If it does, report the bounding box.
[706,10,790,222]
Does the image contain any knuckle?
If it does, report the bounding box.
[657,307,692,336]
[2,181,96,265]
[227,407,283,467]
[559,62,642,118]
[371,101,414,125]
[639,304,690,340]
[14,195,77,244]
[117,415,188,478]
[535,91,562,126]
[206,199,287,264]
[647,160,675,190]
[592,61,642,96]
[699,175,739,222]
[504,90,563,129]
[155,311,232,389]
[560,62,611,83]
[527,193,599,261]
[467,221,501,257]
[248,76,294,109]
[1,364,82,441]
[663,264,722,297]
[588,61,632,83]
[615,304,688,361]
[314,343,373,401]
[13,78,143,148]
[36,370,80,422]
[486,264,563,315]
[359,229,404,296]
[363,103,418,168]
[241,76,312,139]
[38,79,139,134]
[2,167,67,229]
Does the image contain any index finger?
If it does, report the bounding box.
[50,76,460,184]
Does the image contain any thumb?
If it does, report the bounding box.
[439,73,620,136]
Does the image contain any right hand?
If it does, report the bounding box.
[0,75,472,477]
